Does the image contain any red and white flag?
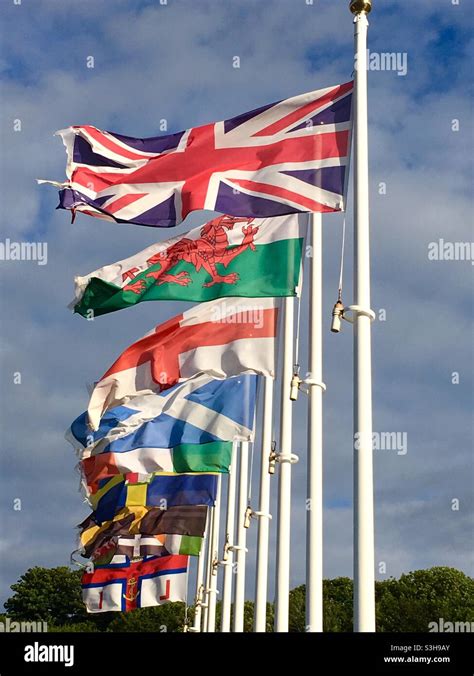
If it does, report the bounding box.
[87,297,280,430]
[82,554,188,613]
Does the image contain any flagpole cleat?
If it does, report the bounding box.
[227,544,249,554]
[251,510,272,520]
[243,506,273,529]
[342,304,376,324]
[302,377,327,393]
[275,452,299,465]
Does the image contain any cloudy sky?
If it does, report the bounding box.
[0,0,472,609]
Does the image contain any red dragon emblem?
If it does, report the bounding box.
[122,215,258,294]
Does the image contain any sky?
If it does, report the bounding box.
[0,0,472,610]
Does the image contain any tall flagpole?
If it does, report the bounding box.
[253,376,274,632]
[191,516,207,632]
[221,444,238,632]
[233,441,249,632]
[221,441,237,633]
[274,296,295,632]
[201,504,214,632]
[350,0,376,632]
[306,212,325,632]
[206,474,222,633]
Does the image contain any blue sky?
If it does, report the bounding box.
[0,0,472,609]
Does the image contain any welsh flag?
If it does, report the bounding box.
[86,297,279,431]
[72,213,305,318]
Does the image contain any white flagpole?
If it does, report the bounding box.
[274,296,295,632]
[221,444,238,632]
[201,505,214,632]
[206,474,222,633]
[232,441,249,632]
[191,521,207,632]
[350,0,376,632]
[253,376,274,632]
[306,212,325,632]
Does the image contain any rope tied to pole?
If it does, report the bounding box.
[331,216,347,333]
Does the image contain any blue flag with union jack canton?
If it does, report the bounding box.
[45,81,353,227]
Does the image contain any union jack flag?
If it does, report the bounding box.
[48,81,353,228]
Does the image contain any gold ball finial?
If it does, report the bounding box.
[350,0,372,14]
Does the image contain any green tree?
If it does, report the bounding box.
[324,577,353,632]
[4,567,87,626]
[376,567,474,632]
[106,603,188,632]
[4,565,473,633]
[209,599,273,632]
[288,584,305,632]
[3,566,114,631]
[48,621,100,632]
[288,578,354,631]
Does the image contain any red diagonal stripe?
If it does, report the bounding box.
[72,167,127,192]
[231,179,336,213]
[253,82,353,137]
[106,192,148,214]
[80,126,153,161]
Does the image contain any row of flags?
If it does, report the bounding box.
[68,336,262,612]
[45,80,354,620]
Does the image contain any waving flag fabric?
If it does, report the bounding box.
[81,440,232,495]
[92,534,203,565]
[91,472,218,524]
[79,505,208,558]
[71,214,304,319]
[86,297,279,430]
[114,533,202,559]
[68,374,257,452]
[82,554,188,612]
[45,82,352,227]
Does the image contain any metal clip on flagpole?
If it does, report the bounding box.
[290,365,302,401]
[227,544,248,553]
[331,300,376,333]
[268,440,277,474]
[342,305,376,323]
[244,505,272,529]
[219,538,231,564]
[290,363,327,399]
[274,450,299,465]
[277,369,300,465]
